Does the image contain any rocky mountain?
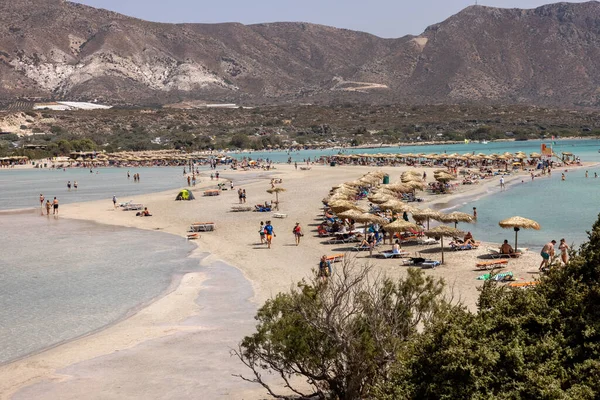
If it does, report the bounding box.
[2,0,600,107]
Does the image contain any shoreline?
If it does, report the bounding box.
[0,162,593,399]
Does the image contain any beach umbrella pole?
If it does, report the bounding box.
[441,236,444,264]
[514,227,519,252]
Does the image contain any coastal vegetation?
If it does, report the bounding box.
[236,216,600,399]
[2,104,600,159]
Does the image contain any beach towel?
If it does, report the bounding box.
[477,272,514,281]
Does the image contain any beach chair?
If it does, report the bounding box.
[475,259,509,270]
[189,222,215,232]
[231,206,252,212]
[418,237,438,245]
[326,254,345,263]
[378,250,410,259]
[123,203,144,211]
[186,233,200,240]
[273,213,287,218]
[450,243,474,251]
[508,281,539,288]
[421,260,441,269]
[351,243,373,252]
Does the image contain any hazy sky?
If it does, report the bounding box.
[72,1,588,38]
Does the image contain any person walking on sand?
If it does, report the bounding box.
[499,176,505,190]
[539,240,556,271]
[53,197,59,215]
[264,220,275,249]
[45,200,51,215]
[293,222,303,246]
[559,238,569,265]
[259,221,266,244]
[112,195,117,209]
[187,176,191,186]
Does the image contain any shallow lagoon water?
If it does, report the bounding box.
[0,212,198,364]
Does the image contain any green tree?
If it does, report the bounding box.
[234,261,446,400]
[381,215,600,399]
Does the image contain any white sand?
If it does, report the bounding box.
[0,164,566,399]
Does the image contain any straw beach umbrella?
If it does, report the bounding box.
[412,208,441,230]
[424,225,465,264]
[438,211,475,228]
[266,187,286,210]
[499,216,541,251]
[384,220,421,246]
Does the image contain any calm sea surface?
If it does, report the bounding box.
[0,167,202,210]
[0,212,198,364]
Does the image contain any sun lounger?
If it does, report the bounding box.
[451,243,474,251]
[421,260,440,269]
[186,233,200,240]
[488,248,521,259]
[203,190,220,196]
[122,203,144,211]
[378,250,410,259]
[299,166,311,170]
[476,259,508,270]
[418,237,439,245]
[507,281,539,288]
[273,213,287,218]
[189,222,215,232]
[326,254,344,263]
[351,244,374,251]
[231,206,252,212]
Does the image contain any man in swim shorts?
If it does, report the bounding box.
[53,197,59,215]
[539,240,556,271]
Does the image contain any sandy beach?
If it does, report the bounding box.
[0,163,579,399]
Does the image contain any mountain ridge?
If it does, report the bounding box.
[2,1,600,107]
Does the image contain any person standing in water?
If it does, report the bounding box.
[53,197,59,215]
[73,181,78,190]
[39,194,45,208]
[67,181,71,191]
[45,200,51,215]
[473,207,477,219]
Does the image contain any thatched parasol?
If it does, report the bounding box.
[328,200,360,213]
[412,208,441,230]
[385,183,413,193]
[424,225,465,264]
[384,220,421,235]
[499,216,541,251]
[266,187,286,210]
[404,181,426,191]
[368,194,393,204]
[336,209,364,221]
[438,211,475,228]
[379,198,405,211]
[434,171,457,183]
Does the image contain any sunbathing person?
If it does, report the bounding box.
[500,240,514,255]
[463,232,480,247]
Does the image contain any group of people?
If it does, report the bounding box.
[540,239,569,270]
[39,194,59,215]
[66,181,78,190]
[258,221,303,249]
[238,188,247,203]
[126,172,141,182]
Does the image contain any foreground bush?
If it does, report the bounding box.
[233,260,447,400]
